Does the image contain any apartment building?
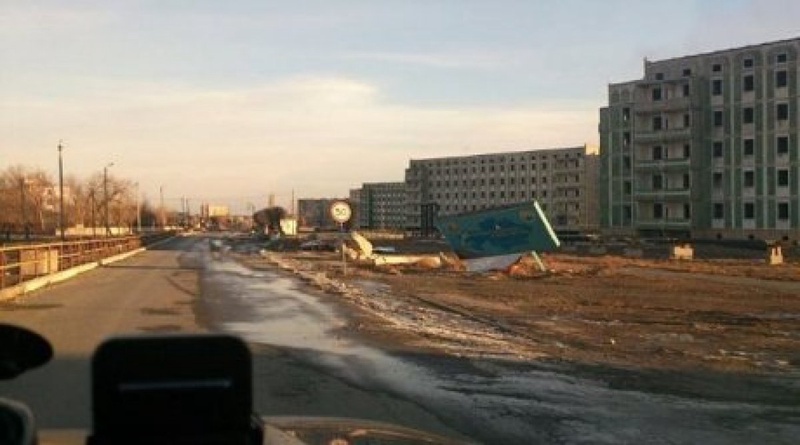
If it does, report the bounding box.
[353,182,406,230]
[404,145,599,234]
[600,37,800,240]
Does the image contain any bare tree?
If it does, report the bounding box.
[0,165,55,235]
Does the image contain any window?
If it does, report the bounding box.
[623,181,632,195]
[777,203,789,220]
[743,75,754,92]
[622,107,630,122]
[713,141,723,158]
[777,136,789,155]
[713,172,723,188]
[713,110,723,127]
[777,103,789,121]
[713,203,724,219]
[682,68,691,77]
[652,145,663,160]
[682,83,690,96]
[743,170,755,188]
[683,114,691,127]
[683,144,691,158]
[744,138,755,156]
[743,107,754,124]
[776,70,788,88]
[712,63,722,72]
[655,73,664,80]
[743,202,755,219]
[652,174,663,190]
[778,169,789,187]
[683,204,691,219]
[743,58,754,68]
[653,203,663,219]
[653,116,664,131]
[683,174,691,189]
[711,79,722,96]
[623,132,631,147]
[652,87,662,101]
[777,53,787,63]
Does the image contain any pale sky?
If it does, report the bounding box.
[2,0,798,212]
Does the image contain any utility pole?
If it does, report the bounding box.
[58,141,65,241]
[90,190,96,237]
[135,182,141,234]
[19,177,28,240]
[159,185,165,229]
[103,162,114,236]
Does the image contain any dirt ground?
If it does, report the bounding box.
[236,250,800,375]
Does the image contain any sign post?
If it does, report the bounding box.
[329,201,352,276]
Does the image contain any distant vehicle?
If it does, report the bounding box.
[372,246,397,254]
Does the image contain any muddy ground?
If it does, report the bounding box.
[234,249,800,375]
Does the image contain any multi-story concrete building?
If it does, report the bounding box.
[354,182,406,230]
[404,145,599,234]
[348,188,362,229]
[600,38,800,240]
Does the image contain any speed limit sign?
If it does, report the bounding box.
[330,200,352,224]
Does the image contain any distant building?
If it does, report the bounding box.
[348,188,362,229]
[356,182,406,230]
[599,37,800,240]
[404,145,599,234]
[200,204,229,218]
[297,198,350,230]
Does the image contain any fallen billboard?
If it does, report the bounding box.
[435,201,560,260]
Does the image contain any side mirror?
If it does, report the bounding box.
[0,324,53,380]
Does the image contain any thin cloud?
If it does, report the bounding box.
[342,50,521,70]
[1,76,598,201]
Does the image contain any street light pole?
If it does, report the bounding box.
[19,178,28,240]
[58,141,65,241]
[135,182,141,234]
[103,162,114,237]
[159,185,165,230]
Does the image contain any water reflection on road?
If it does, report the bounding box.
[199,249,799,444]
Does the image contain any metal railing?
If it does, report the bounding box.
[0,233,172,290]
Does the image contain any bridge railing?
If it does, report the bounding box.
[0,233,173,290]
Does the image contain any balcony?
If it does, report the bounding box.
[633,127,693,143]
[636,218,692,229]
[635,158,691,171]
[634,96,692,114]
[635,187,691,200]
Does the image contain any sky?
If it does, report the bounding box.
[2,0,798,212]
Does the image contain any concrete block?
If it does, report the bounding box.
[767,245,783,265]
[671,244,694,260]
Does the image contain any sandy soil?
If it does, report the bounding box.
[235,250,800,374]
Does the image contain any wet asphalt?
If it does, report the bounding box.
[196,239,800,445]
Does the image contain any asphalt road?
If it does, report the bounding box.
[0,236,462,441]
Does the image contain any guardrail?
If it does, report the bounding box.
[0,233,173,291]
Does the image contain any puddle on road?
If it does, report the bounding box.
[198,249,800,445]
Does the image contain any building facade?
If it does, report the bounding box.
[404,145,599,234]
[355,182,406,230]
[600,38,800,240]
